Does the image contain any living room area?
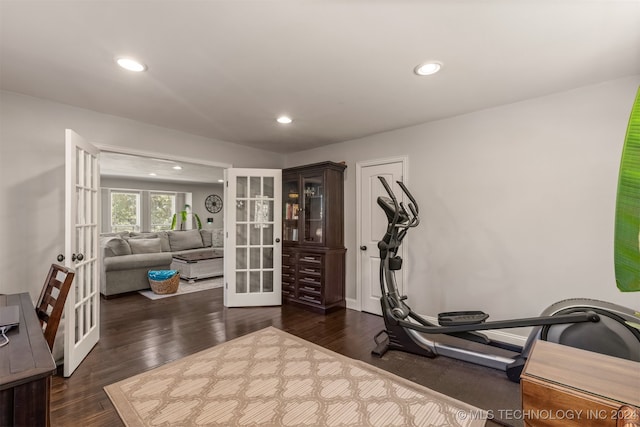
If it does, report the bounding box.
[99,152,226,299]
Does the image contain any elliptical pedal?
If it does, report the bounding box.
[438,311,489,326]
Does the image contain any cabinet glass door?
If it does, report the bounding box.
[302,174,323,244]
[283,175,300,242]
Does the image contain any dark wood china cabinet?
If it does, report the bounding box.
[282,161,346,313]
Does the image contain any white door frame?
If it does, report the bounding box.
[355,156,408,312]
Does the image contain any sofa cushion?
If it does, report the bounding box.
[102,237,132,256]
[168,230,204,251]
[128,232,171,252]
[103,252,173,271]
[200,229,213,247]
[156,231,171,252]
[128,238,162,254]
[211,228,224,247]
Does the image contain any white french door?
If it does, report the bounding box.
[224,169,282,307]
[357,158,407,315]
[64,129,100,377]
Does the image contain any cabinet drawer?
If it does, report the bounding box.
[299,275,321,287]
[298,253,323,265]
[282,288,295,299]
[298,264,322,276]
[298,280,322,293]
[282,272,295,284]
[298,293,322,305]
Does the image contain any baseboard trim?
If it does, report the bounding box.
[345,297,358,311]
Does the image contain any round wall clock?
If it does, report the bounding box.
[205,194,223,213]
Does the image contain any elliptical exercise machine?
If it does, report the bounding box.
[371,176,640,382]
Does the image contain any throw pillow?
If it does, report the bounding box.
[168,229,204,251]
[128,238,162,254]
[200,229,213,247]
[104,237,132,256]
[156,231,171,252]
[211,228,224,247]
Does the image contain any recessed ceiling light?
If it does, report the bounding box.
[217,179,224,183]
[414,61,442,76]
[172,165,182,170]
[277,116,292,124]
[149,173,157,176]
[116,57,147,72]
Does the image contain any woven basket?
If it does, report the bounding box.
[149,272,180,294]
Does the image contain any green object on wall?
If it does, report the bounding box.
[615,87,640,292]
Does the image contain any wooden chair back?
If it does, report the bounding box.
[35,264,75,351]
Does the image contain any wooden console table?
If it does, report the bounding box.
[521,340,640,427]
[0,293,57,426]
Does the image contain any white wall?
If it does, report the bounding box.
[285,76,640,337]
[0,90,282,298]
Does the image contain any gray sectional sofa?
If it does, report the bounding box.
[99,228,224,297]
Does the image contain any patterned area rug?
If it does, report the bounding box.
[104,327,487,426]
[138,277,223,300]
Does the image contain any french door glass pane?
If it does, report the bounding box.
[250,177,261,198]
[263,271,273,292]
[236,200,247,222]
[236,177,247,198]
[236,247,247,269]
[263,248,273,269]
[236,224,247,245]
[263,177,274,198]
[249,271,260,293]
[236,271,247,293]
[250,225,260,245]
[250,248,260,269]
[262,224,273,244]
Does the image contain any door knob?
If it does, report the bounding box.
[360,245,367,250]
[72,253,84,262]
[275,238,281,243]
[57,254,65,262]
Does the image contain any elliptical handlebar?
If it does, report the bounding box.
[396,181,419,216]
[377,176,420,231]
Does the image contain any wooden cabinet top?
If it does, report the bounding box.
[283,161,346,174]
[0,293,56,390]
[522,340,640,407]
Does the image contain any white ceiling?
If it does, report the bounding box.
[1,1,639,154]
[100,152,224,184]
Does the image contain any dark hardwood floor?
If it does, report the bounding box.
[50,288,521,426]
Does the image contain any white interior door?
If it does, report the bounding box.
[357,158,406,315]
[64,129,100,377]
[224,169,282,307]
